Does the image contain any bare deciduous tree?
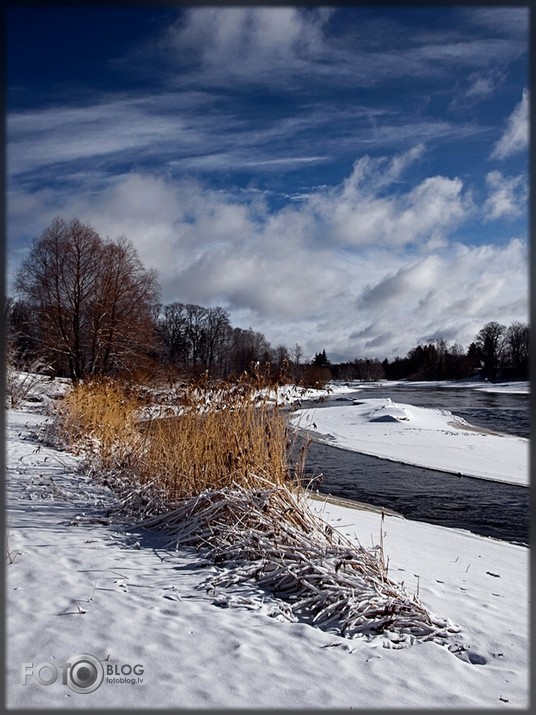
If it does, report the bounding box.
[229,327,272,375]
[503,321,529,376]
[88,235,159,375]
[157,302,190,366]
[15,217,160,380]
[475,321,506,380]
[204,306,231,373]
[155,302,233,377]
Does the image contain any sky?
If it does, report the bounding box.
[6,5,529,362]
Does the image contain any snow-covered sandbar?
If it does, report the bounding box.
[291,397,529,486]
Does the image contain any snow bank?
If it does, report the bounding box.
[402,379,530,395]
[369,399,413,422]
[5,408,528,709]
[291,397,528,486]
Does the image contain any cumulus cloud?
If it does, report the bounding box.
[344,238,528,359]
[7,147,528,362]
[248,236,528,362]
[6,7,529,364]
[360,256,441,309]
[309,147,470,249]
[483,171,528,220]
[491,89,529,159]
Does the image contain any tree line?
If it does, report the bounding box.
[6,217,300,382]
[6,217,530,384]
[318,321,529,383]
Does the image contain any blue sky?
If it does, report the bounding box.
[6,6,529,361]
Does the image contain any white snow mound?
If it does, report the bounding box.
[370,402,413,422]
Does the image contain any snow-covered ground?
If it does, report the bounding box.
[396,379,529,395]
[5,377,530,709]
[291,393,529,487]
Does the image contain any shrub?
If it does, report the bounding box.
[5,350,54,408]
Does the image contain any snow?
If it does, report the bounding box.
[268,382,358,404]
[474,382,530,395]
[291,397,528,487]
[401,379,530,395]
[5,382,529,709]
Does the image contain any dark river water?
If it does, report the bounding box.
[297,383,530,546]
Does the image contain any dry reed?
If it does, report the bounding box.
[140,482,460,644]
[54,374,460,647]
[55,377,143,470]
[55,372,301,500]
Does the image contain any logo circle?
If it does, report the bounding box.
[65,654,104,693]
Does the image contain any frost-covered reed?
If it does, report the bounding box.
[54,373,460,646]
[140,481,460,645]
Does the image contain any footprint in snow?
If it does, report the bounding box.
[449,644,487,666]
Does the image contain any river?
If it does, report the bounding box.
[298,383,529,546]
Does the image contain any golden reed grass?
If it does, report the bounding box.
[56,377,142,469]
[56,373,301,500]
[54,374,460,645]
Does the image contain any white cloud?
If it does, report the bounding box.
[309,148,470,249]
[483,171,528,220]
[6,85,499,195]
[342,238,528,359]
[465,73,496,100]
[166,7,332,83]
[491,89,529,159]
[6,8,529,364]
[248,236,528,362]
[463,7,529,40]
[7,97,209,179]
[7,150,528,362]
[360,256,441,309]
[449,68,507,113]
[135,6,528,95]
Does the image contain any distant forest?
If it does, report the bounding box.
[311,319,529,384]
[6,217,530,385]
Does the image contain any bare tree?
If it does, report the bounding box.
[204,306,231,375]
[15,217,159,380]
[228,327,272,375]
[292,343,303,380]
[503,321,529,377]
[15,218,101,378]
[157,302,190,366]
[185,304,208,369]
[275,344,290,372]
[155,302,232,376]
[88,235,159,375]
[475,321,506,380]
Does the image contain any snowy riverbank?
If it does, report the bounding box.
[5,394,529,709]
[290,391,529,487]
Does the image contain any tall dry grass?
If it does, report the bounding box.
[56,377,144,470]
[53,375,459,644]
[55,373,303,501]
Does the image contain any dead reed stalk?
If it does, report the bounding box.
[54,374,460,647]
[140,482,460,645]
[54,373,303,501]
